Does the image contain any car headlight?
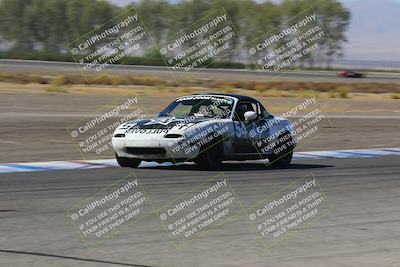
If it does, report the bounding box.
[164,134,183,138]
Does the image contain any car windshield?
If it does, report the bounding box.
[159,96,234,119]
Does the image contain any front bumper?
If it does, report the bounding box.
[112,135,201,161]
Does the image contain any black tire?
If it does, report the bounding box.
[116,154,141,168]
[268,133,294,167]
[194,137,223,170]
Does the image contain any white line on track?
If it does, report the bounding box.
[0,147,399,174]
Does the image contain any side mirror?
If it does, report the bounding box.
[244,111,257,122]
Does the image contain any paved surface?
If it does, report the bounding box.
[0,90,399,163]
[1,147,399,174]
[2,114,400,163]
[0,63,399,266]
[1,59,399,83]
[0,156,399,267]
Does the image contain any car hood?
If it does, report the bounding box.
[117,116,213,134]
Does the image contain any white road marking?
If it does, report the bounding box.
[0,147,399,174]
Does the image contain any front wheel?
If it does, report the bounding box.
[116,154,141,168]
[268,133,294,167]
[194,139,223,170]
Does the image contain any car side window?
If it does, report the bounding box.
[257,102,271,118]
[234,101,257,121]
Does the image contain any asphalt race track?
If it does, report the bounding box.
[1,155,399,267]
[1,59,400,83]
[1,59,399,267]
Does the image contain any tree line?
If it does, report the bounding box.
[0,0,350,68]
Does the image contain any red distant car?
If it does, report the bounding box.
[338,71,364,78]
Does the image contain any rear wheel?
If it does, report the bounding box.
[194,138,223,170]
[268,133,294,167]
[116,154,141,168]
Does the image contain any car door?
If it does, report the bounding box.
[250,102,276,154]
[232,101,267,154]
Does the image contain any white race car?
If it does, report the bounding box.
[112,93,296,169]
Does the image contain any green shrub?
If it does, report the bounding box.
[30,75,49,84]
[45,85,68,93]
[222,86,234,93]
[182,87,194,94]
[335,86,350,98]
[51,75,67,86]
[130,76,162,86]
[390,93,400,99]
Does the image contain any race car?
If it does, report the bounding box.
[112,93,296,169]
[338,70,364,78]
